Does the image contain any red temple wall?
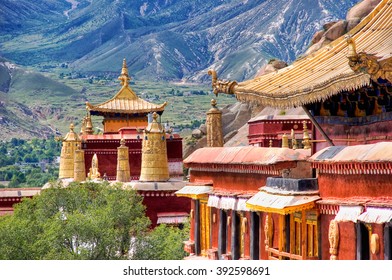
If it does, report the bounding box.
[337,222,356,260]
[318,174,392,198]
[320,214,334,260]
[314,117,392,152]
[189,170,269,193]
[140,192,191,228]
[83,137,182,180]
[248,120,312,147]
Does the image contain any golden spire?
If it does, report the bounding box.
[73,146,86,182]
[291,129,298,150]
[269,139,273,148]
[139,112,169,182]
[206,99,223,147]
[84,107,94,135]
[59,123,81,179]
[281,133,289,148]
[80,117,86,135]
[302,121,311,149]
[118,58,131,87]
[116,138,131,182]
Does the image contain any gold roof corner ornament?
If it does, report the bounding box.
[346,36,392,83]
[208,69,238,96]
[118,58,131,87]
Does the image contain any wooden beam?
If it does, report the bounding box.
[302,106,334,146]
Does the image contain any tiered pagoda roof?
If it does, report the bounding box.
[210,0,392,108]
[86,59,167,115]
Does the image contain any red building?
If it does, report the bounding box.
[176,146,311,259]
[0,188,41,216]
[178,0,392,260]
[247,107,312,148]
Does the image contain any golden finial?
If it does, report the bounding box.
[118,58,131,86]
[282,133,289,148]
[345,35,358,60]
[152,112,158,122]
[269,139,273,148]
[70,123,75,131]
[291,129,298,150]
[302,121,311,149]
[206,98,223,147]
[120,138,126,146]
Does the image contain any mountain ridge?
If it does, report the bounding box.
[0,0,360,81]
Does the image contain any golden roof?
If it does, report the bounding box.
[210,0,392,108]
[86,59,167,114]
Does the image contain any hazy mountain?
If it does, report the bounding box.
[0,0,359,81]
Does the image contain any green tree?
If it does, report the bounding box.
[0,181,150,260]
[132,222,189,260]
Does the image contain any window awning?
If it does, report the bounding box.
[207,195,220,208]
[220,196,237,210]
[335,205,363,222]
[236,198,250,212]
[246,190,320,215]
[175,185,212,199]
[157,212,189,224]
[357,207,392,224]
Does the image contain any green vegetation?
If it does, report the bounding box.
[133,222,189,260]
[0,138,61,188]
[0,181,190,260]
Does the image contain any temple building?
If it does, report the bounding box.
[0,188,41,216]
[247,107,312,148]
[178,0,392,260]
[57,59,189,228]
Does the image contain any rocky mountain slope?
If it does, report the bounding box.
[0,0,359,81]
[0,57,83,140]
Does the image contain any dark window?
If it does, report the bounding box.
[384,223,392,260]
[356,222,370,260]
[218,209,227,258]
[250,212,260,260]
